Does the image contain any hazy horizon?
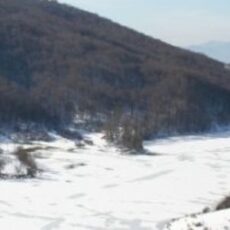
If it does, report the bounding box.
[58,0,230,47]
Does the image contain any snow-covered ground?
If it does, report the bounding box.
[0,130,230,229]
[164,208,230,230]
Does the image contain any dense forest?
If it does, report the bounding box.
[1,0,230,149]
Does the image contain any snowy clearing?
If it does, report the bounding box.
[0,130,230,229]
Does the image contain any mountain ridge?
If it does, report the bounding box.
[1,0,230,147]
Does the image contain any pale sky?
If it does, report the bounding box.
[59,0,230,47]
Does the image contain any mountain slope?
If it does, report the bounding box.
[189,41,230,63]
[1,0,230,143]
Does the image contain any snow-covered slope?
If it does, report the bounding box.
[164,209,230,230]
[0,130,230,229]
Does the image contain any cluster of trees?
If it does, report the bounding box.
[0,147,39,179]
[104,109,144,150]
[1,0,230,149]
[0,75,76,125]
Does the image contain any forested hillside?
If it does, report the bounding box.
[1,0,230,148]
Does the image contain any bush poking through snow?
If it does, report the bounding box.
[216,196,230,211]
[13,148,39,178]
[59,129,83,140]
[202,207,211,214]
[0,157,5,175]
[75,140,85,148]
[84,139,94,146]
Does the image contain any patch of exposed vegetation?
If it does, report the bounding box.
[66,162,86,170]
[216,196,230,211]
[0,157,6,175]
[59,129,83,140]
[0,147,43,180]
[13,147,39,178]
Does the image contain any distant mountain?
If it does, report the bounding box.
[1,0,230,147]
[188,41,230,63]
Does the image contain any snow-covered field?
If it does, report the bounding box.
[0,130,230,229]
